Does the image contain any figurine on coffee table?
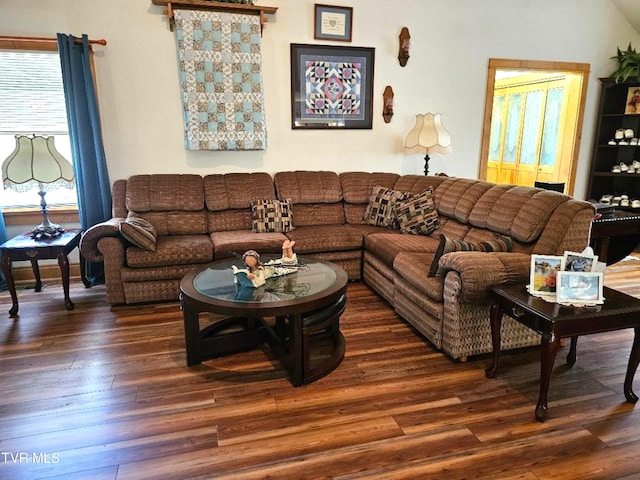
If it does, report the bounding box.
[232,240,298,288]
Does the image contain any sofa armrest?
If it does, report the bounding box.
[97,236,126,304]
[439,251,531,302]
[80,218,124,262]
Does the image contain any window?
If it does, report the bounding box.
[0,50,77,208]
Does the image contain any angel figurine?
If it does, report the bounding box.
[232,240,298,288]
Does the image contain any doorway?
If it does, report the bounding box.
[478,59,590,195]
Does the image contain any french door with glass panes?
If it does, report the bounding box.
[487,78,567,187]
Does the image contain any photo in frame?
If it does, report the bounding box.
[563,251,597,272]
[529,255,565,296]
[314,4,353,42]
[625,86,640,114]
[556,271,604,305]
[290,43,375,129]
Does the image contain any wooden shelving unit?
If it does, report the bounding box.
[587,78,640,211]
[151,0,278,32]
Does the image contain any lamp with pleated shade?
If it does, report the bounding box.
[2,134,74,239]
[404,113,452,175]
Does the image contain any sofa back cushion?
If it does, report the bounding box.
[433,178,494,223]
[393,175,449,197]
[126,174,204,212]
[125,175,207,235]
[339,172,400,224]
[409,177,574,245]
[468,185,569,243]
[204,173,275,211]
[112,179,128,218]
[204,173,276,232]
[275,171,345,226]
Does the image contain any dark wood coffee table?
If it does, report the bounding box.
[486,283,640,422]
[180,257,348,386]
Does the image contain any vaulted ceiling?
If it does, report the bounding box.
[613,0,640,35]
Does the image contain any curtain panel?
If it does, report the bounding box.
[57,33,111,284]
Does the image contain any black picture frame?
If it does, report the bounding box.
[314,4,353,42]
[290,43,375,130]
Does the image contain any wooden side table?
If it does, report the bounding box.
[486,283,640,422]
[0,228,89,317]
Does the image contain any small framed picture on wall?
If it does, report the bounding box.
[314,4,353,42]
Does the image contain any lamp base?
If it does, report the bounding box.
[31,187,65,240]
[31,223,65,240]
[424,154,431,176]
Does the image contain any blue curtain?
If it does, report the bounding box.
[57,34,111,285]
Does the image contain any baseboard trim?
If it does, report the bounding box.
[11,263,82,286]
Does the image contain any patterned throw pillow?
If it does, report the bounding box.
[120,214,157,251]
[393,188,439,235]
[251,199,294,233]
[362,185,411,228]
[429,234,513,277]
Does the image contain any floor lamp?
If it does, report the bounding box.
[404,113,452,175]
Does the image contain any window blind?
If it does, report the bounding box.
[0,51,68,134]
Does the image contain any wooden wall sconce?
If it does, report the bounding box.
[398,27,410,67]
[383,86,394,123]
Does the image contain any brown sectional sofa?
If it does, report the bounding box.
[81,171,595,360]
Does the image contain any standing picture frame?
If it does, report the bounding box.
[563,251,597,272]
[529,255,565,296]
[556,271,605,305]
[625,86,640,114]
[290,43,375,129]
[314,4,353,42]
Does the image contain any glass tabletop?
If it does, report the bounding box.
[193,257,338,304]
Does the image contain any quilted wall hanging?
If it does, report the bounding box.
[174,9,267,150]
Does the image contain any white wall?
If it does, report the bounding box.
[1,0,639,199]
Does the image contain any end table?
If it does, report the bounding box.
[1,228,90,317]
[486,283,640,422]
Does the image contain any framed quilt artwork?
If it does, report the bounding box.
[290,43,375,129]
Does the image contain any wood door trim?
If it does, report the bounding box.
[479,58,590,196]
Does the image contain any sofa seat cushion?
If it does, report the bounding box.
[365,232,440,267]
[347,224,393,237]
[394,252,444,302]
[210,230,287,259]
[285,225,363,254]
[126,235,213,268]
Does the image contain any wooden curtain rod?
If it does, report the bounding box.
[0,35,107,46]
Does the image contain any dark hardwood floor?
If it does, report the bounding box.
[1,255,639,479]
